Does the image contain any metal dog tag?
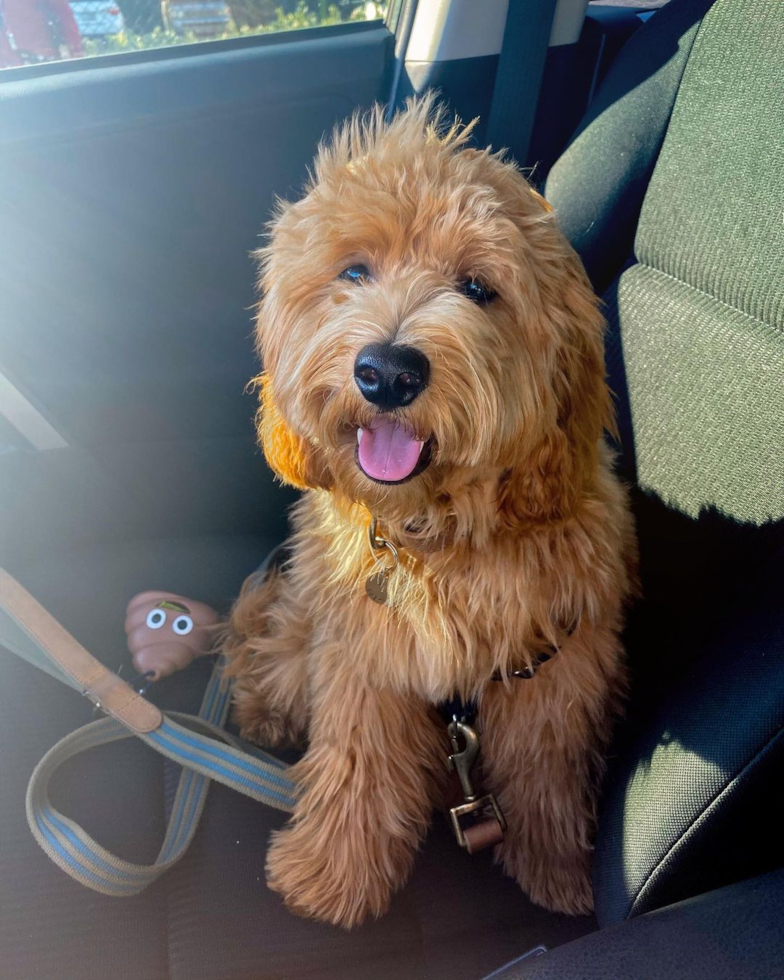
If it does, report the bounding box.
[365,518,399,606]
[365,569,390,604]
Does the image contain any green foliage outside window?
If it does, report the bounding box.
[81,2,385,58]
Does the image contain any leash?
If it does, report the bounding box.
[0,568,295,897]
[2,529,566,890]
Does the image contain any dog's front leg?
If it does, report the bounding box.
[223,568,311,747]
[480,626,624,916]
[265,648,444,928]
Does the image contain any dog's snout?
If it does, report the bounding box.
[353,343,430,409]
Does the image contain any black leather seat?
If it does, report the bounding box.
[485,869,784,980]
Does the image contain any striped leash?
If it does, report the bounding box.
[0,568,295,897]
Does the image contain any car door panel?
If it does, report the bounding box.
[0,24,392,572]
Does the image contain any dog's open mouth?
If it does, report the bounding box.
[355,418,432,484]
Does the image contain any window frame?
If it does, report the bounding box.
[0,13,388,85]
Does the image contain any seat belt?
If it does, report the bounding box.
[0,568,295,897]
[485,0,561,168]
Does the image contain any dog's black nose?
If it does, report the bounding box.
[353,343,430,409]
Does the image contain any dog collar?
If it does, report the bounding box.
[365,514,456,604]
[394,519,456,554]
[368,513,456,554]
[365,518,399,604]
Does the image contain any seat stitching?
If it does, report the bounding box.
[628,723,784,919]
[634,263,783,336]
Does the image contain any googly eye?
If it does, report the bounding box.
[146,608,166,630]
[172,615,193,636]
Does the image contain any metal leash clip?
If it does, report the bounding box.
[81,687,106,717]
[447,719,506,851]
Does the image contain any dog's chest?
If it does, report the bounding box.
[323,545,553,699]
[402,561,539,695]
[297,497,593,698]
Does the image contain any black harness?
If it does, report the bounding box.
[437,645,560,725]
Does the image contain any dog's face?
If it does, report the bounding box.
[256,99,608,531]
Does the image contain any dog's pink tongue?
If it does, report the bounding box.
[357,419,423,482]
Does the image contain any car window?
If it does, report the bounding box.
[588,0,669,7]
[0,0,386,71]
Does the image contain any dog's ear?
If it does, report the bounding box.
[498,252,611,527]
[256,373,332,491]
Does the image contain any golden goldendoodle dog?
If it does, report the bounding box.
[224,96,636,928]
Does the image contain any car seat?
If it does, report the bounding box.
[1,0,781,977]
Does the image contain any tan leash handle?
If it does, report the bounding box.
[0,569,162,734]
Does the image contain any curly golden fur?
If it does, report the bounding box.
[224,96,637,928]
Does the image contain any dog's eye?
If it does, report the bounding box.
[459,279,496,305]
[339,264,371,284]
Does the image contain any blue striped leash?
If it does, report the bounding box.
[0,568,296,897]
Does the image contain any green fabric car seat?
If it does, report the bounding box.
[546,0,784,931]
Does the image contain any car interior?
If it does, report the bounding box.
[1,0,782,977]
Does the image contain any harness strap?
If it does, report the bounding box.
[437,645,562,854]
[1,568,295,897]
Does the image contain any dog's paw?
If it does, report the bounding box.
[499,845,594,916]
[234,700,301,748]
[524,863,594,916]
[265,820,398,928]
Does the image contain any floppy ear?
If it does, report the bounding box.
[256,373,332,491]
[498,252,611,527]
